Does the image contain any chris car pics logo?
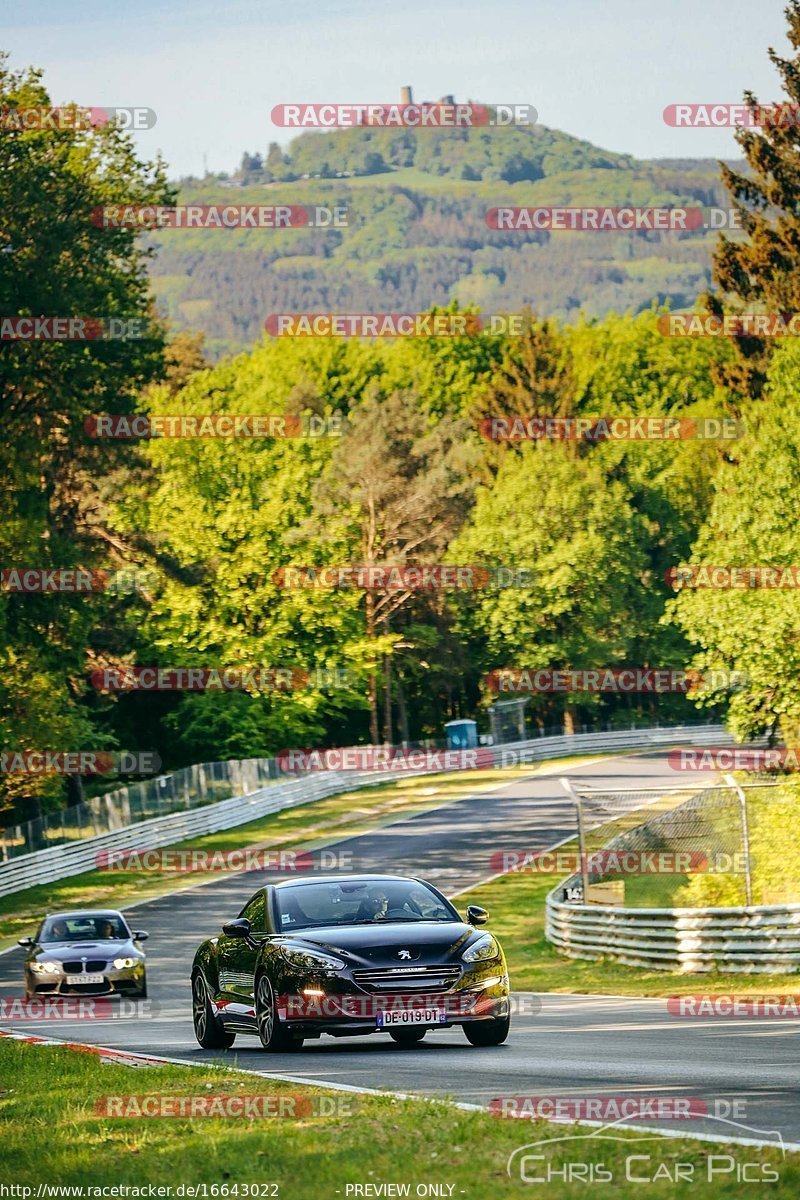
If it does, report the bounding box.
[506,1115,784,1184]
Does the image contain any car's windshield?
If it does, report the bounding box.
[274,880,457,931]
[39,915,129,944]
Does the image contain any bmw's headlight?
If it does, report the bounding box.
[30,961,60,975]
[280,946,345,972]
[113,957,138,969]
[462,934,500,963]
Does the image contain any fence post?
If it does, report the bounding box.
[724,773,753,906]
[560,777,589,903]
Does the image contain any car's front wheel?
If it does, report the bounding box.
[192,973,235,1049]
[389,1027,426,1046]
[255,974,303,1051]
[463,1015,510,1047]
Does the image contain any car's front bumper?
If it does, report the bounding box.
[26,963,146,997]
[274,969,510,1035]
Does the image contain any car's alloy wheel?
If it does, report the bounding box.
[463,1015,510,1046]
[389,1027,427,1046]
[192,973,235,1049]
[255,975,303,1051]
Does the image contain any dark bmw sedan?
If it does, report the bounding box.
[19,910,149,998]
[191,874,510,1051]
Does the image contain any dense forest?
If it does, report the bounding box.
[4,6,800,829]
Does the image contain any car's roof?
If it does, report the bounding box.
[44,909,126,920]
[272,874,422,890]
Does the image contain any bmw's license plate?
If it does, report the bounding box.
[66,973,104,985]
[377,1008,443,1027]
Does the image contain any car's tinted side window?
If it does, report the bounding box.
[240,892,266,932]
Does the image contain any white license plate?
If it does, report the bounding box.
[65,973,104,985]
[377,1008,443,1027]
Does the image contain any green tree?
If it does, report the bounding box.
[0,58,173,821]
[312,385,478,742]
[706,0,800,399]
[450,441,648,733]
[669,340,800,744]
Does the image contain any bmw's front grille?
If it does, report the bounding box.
[352,965,461,993]
[62,960,107,972]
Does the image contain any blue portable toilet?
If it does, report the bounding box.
[444,719,478,749]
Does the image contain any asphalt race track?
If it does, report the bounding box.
[2,749,799,1151]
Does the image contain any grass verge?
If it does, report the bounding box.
[1,1038,797,1197]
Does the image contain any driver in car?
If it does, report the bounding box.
[97,919,116,939]
[356,889,389,920]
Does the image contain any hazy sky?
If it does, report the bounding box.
[3,0,792,178]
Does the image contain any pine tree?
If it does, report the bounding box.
[707,1,800,399]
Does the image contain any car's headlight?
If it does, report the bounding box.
[113,957,138,969]
[280,947,345,972]
[30,961,60,975]
[462,934,500,963]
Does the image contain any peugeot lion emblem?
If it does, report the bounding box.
[398,949,412,960]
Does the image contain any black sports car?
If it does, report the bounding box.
[191,874,510,1050]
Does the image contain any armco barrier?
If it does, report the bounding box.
[0,723,727,898]
[546,891,800,973]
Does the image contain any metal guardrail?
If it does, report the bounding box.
[546,777,800,974]
[545,893,800,973]
[0,718,716,860]
[0,722,728,898]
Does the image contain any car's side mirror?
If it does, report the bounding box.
[222,918,251,939]
[133,930,149,941]
[466,905,489,926]
[17,936,34,948]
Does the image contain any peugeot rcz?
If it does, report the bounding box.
[191,875,510,1050]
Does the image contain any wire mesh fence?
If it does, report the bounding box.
[0,757,283,862]
[561,778,789,908]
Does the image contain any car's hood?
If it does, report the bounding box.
[33,939,135,959]
[280,920,476,962]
